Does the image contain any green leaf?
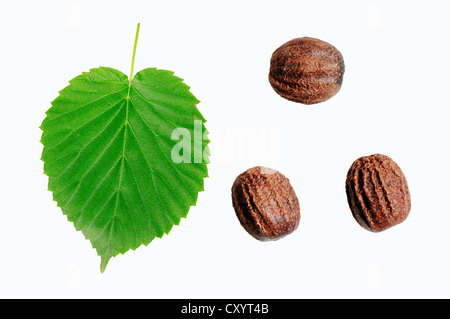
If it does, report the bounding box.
[40,66,209,272]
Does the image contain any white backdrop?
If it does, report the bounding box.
[1,0,449,298]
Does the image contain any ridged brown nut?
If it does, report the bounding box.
[345,154,411,232]
[231,166,300,241]
[269,37,345,104]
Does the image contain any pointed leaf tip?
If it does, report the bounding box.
[100,255,111,273]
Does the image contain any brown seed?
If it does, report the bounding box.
[345,154,411,232]
[269,37,345,104]
[231,166,300,241]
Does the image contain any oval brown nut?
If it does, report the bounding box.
[231,166,300,241]
[345,154,411,232]
[269,37,345,104]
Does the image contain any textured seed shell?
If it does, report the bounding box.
[345,154,411,232]
[231,166,300,241]
[269,37,345,104]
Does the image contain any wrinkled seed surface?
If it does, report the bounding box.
[345,154,411,232]
[269,37,345,104]
[231,166,300,241]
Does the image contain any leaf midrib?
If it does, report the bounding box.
[105,80,133,256]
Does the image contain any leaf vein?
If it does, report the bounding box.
[45,86,127,126]
[48,101,126,188]
[132,81,196,100]
[131,85,178,129]
[123,155,157,238]
[128,101,197,200]
[43,97,126,157]
[127,125,176,228]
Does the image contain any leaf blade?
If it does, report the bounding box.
[41,67,208,272]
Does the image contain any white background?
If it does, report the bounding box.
[1,0,449,298]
